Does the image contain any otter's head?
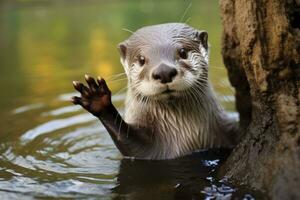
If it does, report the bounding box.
[118,23,209,101]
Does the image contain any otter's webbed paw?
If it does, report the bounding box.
[71,75,112,116]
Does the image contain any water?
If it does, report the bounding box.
[0,0,259,199]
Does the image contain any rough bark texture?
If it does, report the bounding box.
[219,0,300,199]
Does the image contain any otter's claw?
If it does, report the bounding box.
[72,75,112,116]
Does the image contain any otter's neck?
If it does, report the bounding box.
[124,83,234,159]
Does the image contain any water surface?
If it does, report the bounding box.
[0,0,258,199]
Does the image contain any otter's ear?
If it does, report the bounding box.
[195,31,208,50]
[118,42,127,60]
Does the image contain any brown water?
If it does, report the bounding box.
[0,0,259,199]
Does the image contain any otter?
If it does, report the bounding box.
[71,23,238,160]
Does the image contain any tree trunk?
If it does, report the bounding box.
[219,0,300,199]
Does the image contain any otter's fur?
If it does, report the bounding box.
[119,23,238,159]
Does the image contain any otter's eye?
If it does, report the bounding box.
[138,55,146,66]
[178,48,188,59]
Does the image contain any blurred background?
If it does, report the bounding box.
[0,0,238,199]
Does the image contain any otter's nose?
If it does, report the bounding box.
[152,64,178,84]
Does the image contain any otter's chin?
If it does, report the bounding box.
[144,89,182,101]
[161,88,175,94]
[136,82,190,100]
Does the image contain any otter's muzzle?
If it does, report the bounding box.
[152,64,177,84]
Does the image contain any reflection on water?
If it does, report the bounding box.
[0,0,259,199]
[113,149,252,200]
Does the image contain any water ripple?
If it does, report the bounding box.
[20,114,97,143]
[12,103,44,114]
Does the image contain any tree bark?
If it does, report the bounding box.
[219,0,300,199]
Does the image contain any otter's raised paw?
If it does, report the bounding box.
[71,75,112,116]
